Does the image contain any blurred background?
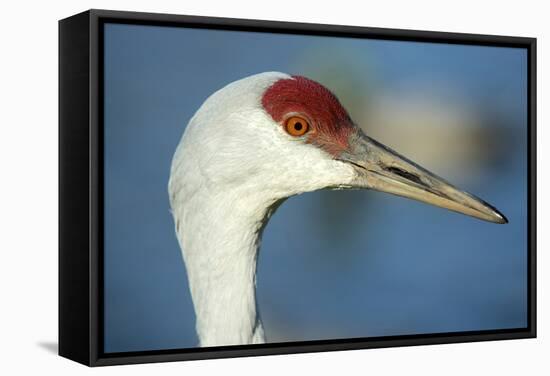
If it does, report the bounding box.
[103,23,527,353]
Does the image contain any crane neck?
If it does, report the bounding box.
[173,189,281,346]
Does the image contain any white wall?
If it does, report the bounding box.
[0,0,546,374]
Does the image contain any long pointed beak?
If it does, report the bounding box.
[340,130,508,224]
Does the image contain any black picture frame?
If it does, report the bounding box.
[59,9,537,367]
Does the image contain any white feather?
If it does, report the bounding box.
[169,72,355,346]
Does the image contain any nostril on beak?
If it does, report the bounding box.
[384,166,424,186]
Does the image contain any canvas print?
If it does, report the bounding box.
[103,22,527,352]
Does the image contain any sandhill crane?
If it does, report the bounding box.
[168,72,507,347]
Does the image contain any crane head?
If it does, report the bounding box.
[172,72,507,224]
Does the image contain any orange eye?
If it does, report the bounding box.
[285,116,310,137]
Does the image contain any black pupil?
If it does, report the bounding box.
[294,122,303,131]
